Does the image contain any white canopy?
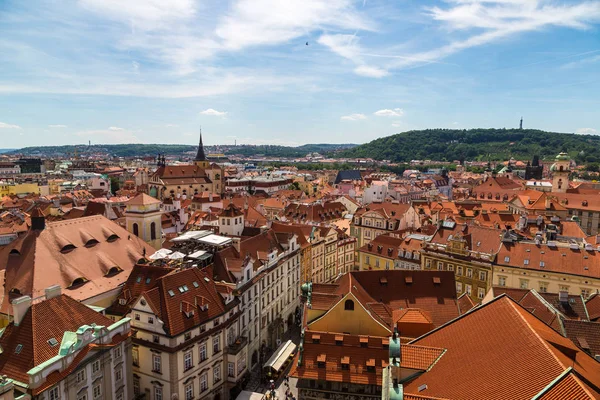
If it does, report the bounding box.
[263,340,296,372]
[148,248,173,260]
[168,251,186,260]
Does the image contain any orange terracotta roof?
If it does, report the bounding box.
[289,331,443,385]
[310,271,459,329]
[0,215,155,315]
[0,294,116,385]
[405,295,600,400]
[126,193,161,206]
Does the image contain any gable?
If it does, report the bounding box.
[308,292,391,337]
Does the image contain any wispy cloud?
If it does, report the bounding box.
[200,108,228,117]
[561,54,600,69]
[108,126,125,131]
[165,124,179,128]
[0,122,22,129]
[320,0,600,77]
[374,108,404,117]
[341,113,367,121]
[48,124,67,128]
[576,127,598,134]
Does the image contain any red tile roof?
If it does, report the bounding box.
[0,215,155,315]
[405,295,600,400]
[586,292,600,321]
[0,294,116,385]
[289,331,444,385]
[497,242,600,279]
[310,271,459,330]
[140,267,227,336]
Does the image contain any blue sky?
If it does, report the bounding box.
[1,0,599,148]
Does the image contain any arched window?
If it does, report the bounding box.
[133,223,139,237]
[344,299,354,311]
[151,222,157,240]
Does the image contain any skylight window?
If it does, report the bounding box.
[168,290,175,297]
[145,278,151,284]
[48,338,58,347]
[178,287,185,293]
[15,344,23,354]
[136,276,142,283]
[193,281,199,288]
[182,285,189,291]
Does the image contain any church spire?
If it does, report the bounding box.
[195,127,207,162]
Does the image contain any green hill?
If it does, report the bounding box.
[339,128,600,163]
[11,143,356,158]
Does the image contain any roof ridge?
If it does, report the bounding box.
[507,298,567,371]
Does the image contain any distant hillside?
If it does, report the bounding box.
[339,129,600,163]
[0,149,15,154]
[11,143,356,158]
[226,143,356,158]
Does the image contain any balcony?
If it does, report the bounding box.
[228,336,248,355]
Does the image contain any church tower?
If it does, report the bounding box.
[125,193,162,250]
[194,128,209,169]
[551,152,570,193]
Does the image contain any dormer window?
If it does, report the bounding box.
[60,244,77,253]
[85,239,99,247]
[105,266,121,277]
[69,277,88,288]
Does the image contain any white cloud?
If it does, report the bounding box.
[165,124,179,127]
[132,61,140,75]
[374,108,404,117]
[216,0,371,51]
[576,127,598,134]
[391,121,402,128]
[48,124,67,128]
[318,34,387,78]
[341,113,367,121]
[78,0,196,29]
[0,122,22,129]
[561,54,600,69]
[108,126,125,131]
[200,108,227,117]
[354,65,388,78]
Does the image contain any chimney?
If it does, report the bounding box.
[45,285,61,300]
[30,206,45,231]
[209,192,213,202]
[559,290,569,303]
[12,296,32,327]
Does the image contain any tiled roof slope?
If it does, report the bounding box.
[289,331,444,386]
[0,294,115,385]
[0,215,155,315]
[561,319,600,360]
[497,242,600,279]
[405,295,600,400]
[106,264,175,316]
[142,267,227,336]
[586,292,600,321]
[537,371,600,400]
[310,271,459,330]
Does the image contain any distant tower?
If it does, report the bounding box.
[125,193,162,250]
[551,152,570,193]
[194,127,209,169]
[519,117,523,130]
